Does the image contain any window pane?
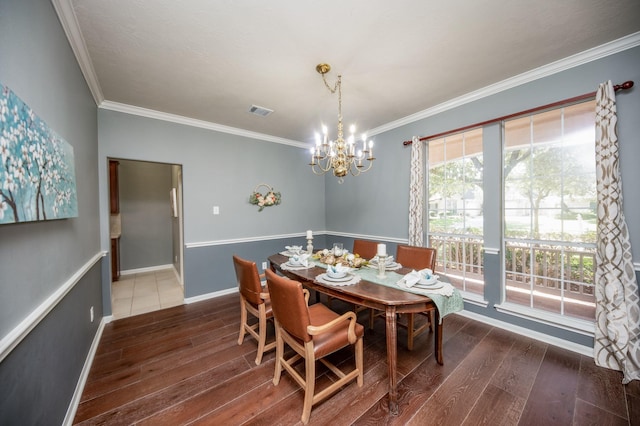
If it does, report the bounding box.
[428,128,484,296]
[502,100,596,322]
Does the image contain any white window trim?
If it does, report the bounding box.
[495,301,594,336]
[459,291,489,307]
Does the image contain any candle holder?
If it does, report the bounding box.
[377,254,387,278]
[307,237,314,254]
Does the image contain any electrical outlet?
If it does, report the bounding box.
[90,306,94,323]
[262,261,268,270]
[213,206,220,215]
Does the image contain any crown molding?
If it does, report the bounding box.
[368,31,640,136]
[51,0,104,105]
[52,0,639,146]
[99,101,307,148]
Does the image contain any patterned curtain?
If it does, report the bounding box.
[408,136,424,246]
[593,80,640,383]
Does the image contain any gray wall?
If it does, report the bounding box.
[118,159,173,271]
[98,110,326,298]
[326,45,640,347]
[0,0,102,424]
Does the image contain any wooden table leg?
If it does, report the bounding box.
[385,305,398,415]
[434,309,443,365]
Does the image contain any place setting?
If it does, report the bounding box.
[396,268,455,296]
[316,263,361,286]
[280,245,304,257]
[366,245,402,272]
[281,253,315,271]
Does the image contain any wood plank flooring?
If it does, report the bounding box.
[74,293,640,425]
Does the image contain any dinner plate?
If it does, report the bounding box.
[418,275,439,285]
[413,281,445,290]
[367,262,400,270]
[284,261,309,269]
[322,273,353,282]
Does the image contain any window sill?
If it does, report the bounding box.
[459,291,489,308]
[494,302,594,337]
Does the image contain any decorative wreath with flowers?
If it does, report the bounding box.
[249,183,281,212]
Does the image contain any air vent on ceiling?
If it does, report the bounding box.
[248,105,274,117]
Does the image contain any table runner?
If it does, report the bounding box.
[310,260,463,321]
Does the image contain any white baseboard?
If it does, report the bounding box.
[184,287,238,304]
[456,309,593,357]
[63,316,107,426]
[120,264,174,276]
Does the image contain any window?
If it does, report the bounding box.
[502,100,596,322]
[427,128,484,296]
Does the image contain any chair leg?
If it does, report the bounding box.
[255,304,267,365]
[356,337,364,386]
[407,313,415,351]
[272,325,283,386]
[301,343,315,425]
[237,298,247,345]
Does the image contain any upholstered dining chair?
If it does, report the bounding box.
[324,239,380,318]
[352,239,379,260]
[351,239,383,328]
[265,269,364,425]
[233,255,276,365]
[395,244,437,350]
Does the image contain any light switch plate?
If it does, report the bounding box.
[213,206,220,215]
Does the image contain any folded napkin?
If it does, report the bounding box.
[285,245,303,254]
[289,253,310,267]
[397,269,454,297]
[327,263,350,277]
[399,270,420,287]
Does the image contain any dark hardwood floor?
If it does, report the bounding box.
[74,293,640,425]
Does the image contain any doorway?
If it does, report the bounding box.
[109,158,184,319]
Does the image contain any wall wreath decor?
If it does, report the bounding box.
[249,183,281,212]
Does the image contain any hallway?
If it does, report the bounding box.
[111,268,183,319]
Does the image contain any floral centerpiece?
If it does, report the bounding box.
[249,184,281,212]
[313,249,368,268]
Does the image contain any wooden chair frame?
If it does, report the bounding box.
[370,245,437,350]
[234,255,276,365]
[268,271,363,425]
[396,245,437,350]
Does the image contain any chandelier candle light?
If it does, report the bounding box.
[310,63,375,184]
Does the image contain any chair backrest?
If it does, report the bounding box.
[233,255,264,306]
[352,239,378,259]
[396,245,437,271]
[265,269,312,343]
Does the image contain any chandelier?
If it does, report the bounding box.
[309,63,375,184]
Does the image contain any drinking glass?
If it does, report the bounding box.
[333,242,343,256]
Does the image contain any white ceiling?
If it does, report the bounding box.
[56,0,640,146]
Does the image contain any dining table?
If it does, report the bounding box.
[268,252,462,415]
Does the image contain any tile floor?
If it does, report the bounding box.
[111,268,184,319]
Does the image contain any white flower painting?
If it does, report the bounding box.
[0,83,78,224]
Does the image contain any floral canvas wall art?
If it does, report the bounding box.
[0,83,78,224]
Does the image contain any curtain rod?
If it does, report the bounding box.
[402,80,634,146]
